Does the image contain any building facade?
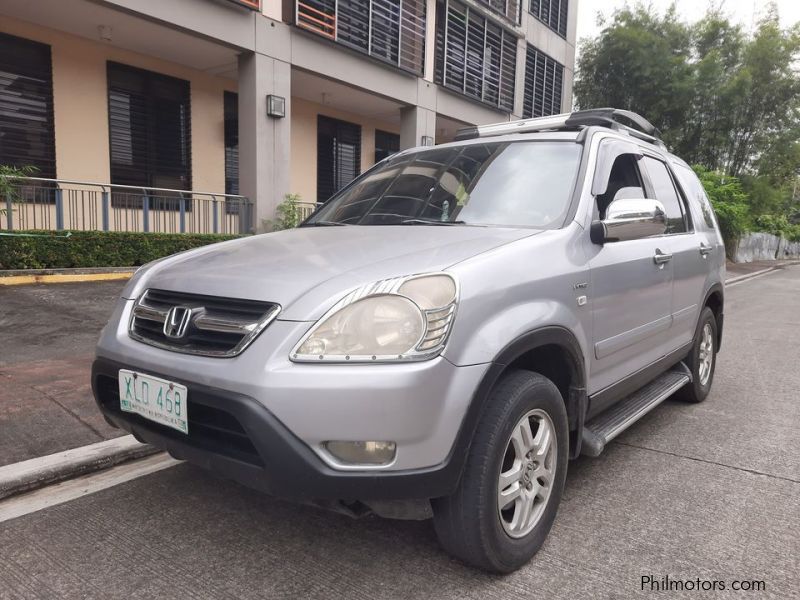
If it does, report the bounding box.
[0,0,578,231]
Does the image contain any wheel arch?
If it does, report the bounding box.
[453,326,588,469]
[703,283,724,349]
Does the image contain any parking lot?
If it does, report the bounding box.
[0,267,798,598]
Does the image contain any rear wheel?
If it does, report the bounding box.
[432,370,568,573]
[676,307,718,403]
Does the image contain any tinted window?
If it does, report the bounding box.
[374,130,400,163]
[308,141,581,228]
[674,164,717,230]
[107,62,192,191]
[0,32,56,178]
[317,115,361,202]
[642,156,687,233]
[224,91,238,196]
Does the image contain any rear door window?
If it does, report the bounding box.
[673,164,717,230]
[641,156,689,234]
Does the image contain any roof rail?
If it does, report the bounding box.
[454,108,665,148]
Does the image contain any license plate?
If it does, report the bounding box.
[118,369,188,434]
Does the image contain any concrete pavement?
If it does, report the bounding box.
[0,265,797,598]
[0,281,126,466]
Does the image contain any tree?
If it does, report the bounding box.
[574,5,694,152]
[575,2,800,185]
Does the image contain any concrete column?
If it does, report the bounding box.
[238,51,291,230]
[423,0,436,83]
[512,36,527,120]
[400,106,436,149]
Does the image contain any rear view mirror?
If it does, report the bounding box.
[591,198,667,244]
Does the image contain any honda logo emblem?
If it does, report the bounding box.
[163,306,193,339]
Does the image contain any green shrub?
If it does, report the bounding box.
[0,230,241,270]
[0,165,37,216]
[751,214,800,242]
[263,193,304,231]
[692,166,751,254]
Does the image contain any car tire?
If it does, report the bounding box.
[431,370,568,573]
[676,307,718,403]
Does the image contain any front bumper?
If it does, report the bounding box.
[93,358,477,500]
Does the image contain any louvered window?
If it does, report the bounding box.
[317,116,361,202]
[0,32,56,179]
[296,0,426,75]
[224,91,239,196]
[523,45,563,118]
[477,0,520,23]
[434,0,517,112]
[529,0,568,38]
[374,129,400,162]
[107,63,191,208]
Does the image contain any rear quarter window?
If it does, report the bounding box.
[673,163,717,230]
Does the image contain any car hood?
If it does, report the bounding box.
[132,225,540,320]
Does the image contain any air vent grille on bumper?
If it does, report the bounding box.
[129,288,280,357]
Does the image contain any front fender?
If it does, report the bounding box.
[442,298,591,374]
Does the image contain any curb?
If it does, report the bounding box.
[725,267,779,285]
[0,435,159,500]
[725,260,800,285]
[0,268,135,286]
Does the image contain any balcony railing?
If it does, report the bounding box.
[226,0,262,10]
[295,0,426,75]
[297,1,336,38]
[3,178,254,235]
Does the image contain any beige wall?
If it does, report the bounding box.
[0,15,237,193]
[290,97,400,203]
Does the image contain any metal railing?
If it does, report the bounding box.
[3,178,254,235]
[296,201,320,221]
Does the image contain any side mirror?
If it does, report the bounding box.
[590,198,667,244]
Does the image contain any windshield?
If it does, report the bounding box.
[305,141,582,228]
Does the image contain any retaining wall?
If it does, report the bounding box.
[734,232,800,263]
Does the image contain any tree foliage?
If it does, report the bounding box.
[575,3,800,182]
[0,165,37,215]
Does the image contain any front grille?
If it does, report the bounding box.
[96,374,263,466]
[129,289,280,357]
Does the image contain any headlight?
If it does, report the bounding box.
[291,273,458,362]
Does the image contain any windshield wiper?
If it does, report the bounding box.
[399,219,466,226]
[300,220,349,227]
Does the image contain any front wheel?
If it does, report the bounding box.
[676,307,718,403]
[432,370,568,573]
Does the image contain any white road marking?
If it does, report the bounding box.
[0,453,180,523]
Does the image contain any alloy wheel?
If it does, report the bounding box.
[497,409,556,538]
[698,322,714,386]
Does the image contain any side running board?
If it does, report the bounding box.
[581,363,692,457]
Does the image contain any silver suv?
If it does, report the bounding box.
[92,108,725,573]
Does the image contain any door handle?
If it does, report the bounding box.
[700,243,713,257]
[653,249,673,265]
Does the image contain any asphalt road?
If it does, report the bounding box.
[0,280,124,368]
[1,267,798,599]
[0,281,127,465]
